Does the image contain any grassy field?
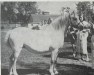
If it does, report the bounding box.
[1,29,94,75]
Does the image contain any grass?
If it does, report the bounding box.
[1,29,94,75]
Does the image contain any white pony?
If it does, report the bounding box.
[5,8,78,75]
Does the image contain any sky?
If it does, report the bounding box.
[37,1,78,15]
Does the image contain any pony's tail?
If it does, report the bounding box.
[5,30,11,47]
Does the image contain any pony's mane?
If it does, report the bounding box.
[51,14,70,30]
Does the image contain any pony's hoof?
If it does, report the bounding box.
[49,69,54,75]
[82,58,90,62]
[50,73,55,75]
[86,58,90,62]
[9,74,18,75]
[85,59,90,62]
[9,73,13,75]
[10,73,18,75]
[54,71,58,75]
[54,69,58,75]
[73,53,76,57]
[92,67,94,69]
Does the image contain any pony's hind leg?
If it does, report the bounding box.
[9,53,14,75]
[9,47,22,75]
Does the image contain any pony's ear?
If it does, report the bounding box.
[62,7,65,11]
[70,11,75,18]
[60,7,65,15]
[66,7,70,13]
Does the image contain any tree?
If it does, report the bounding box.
[1,2,38,23]
[18,2,37,14]
[1,2,15,22]
[76,1,93,22]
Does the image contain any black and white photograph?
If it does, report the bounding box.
[1,1,94,75]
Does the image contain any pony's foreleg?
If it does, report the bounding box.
[9,47,21,75]
[72,44,77,57]
[49,49,58,75]
[85,52,89,62]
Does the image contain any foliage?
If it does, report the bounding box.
[17,2,37,14]
[1,2,38,23]
[76,1,93,22]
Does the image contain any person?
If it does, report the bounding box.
[76,16,92,61]
[47,17,52,24]
[67,17,78,57]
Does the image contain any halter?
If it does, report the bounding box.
[69,15,79,30]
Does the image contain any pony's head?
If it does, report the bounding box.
[61,8,79,26]
[61,8,79,28]
[69,10,80,26]
[51,8,79,31]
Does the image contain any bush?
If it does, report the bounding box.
[1,26,4,29]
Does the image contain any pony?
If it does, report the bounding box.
[5,8,79,75]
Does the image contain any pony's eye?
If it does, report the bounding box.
[72,17,77,20]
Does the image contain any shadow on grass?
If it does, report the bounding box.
[57,63,94,75]
[2,62,94,75]
[43,46,92,61]
[43,51,77,60]
[2,62,50,75]
[1,68,50,75]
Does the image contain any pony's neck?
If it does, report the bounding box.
[45,13,70,35]
[61,13,70,30]
[51,17,62,30]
